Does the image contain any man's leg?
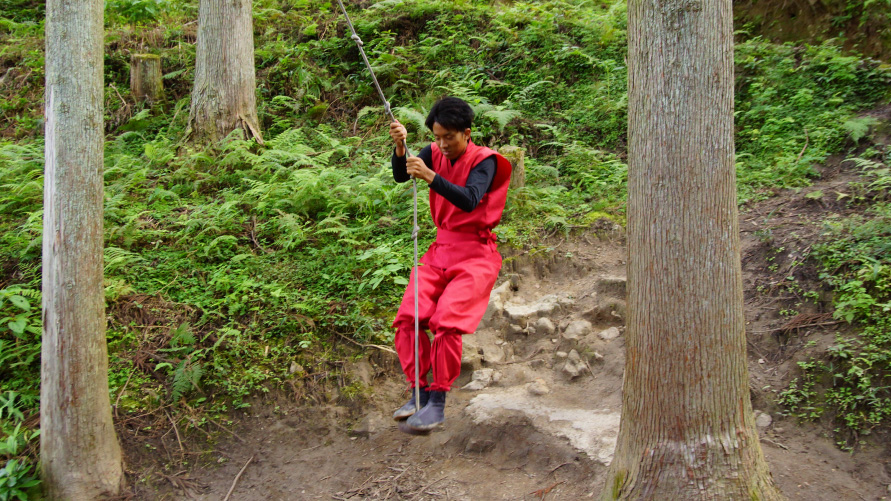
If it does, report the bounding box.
[392,265,446,420]
[406,255,501,430]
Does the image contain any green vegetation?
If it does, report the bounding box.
[778,150,890,447]
[1,0,890,491]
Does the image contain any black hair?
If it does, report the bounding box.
[425,97,474,132]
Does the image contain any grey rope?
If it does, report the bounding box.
[335,0,422,413]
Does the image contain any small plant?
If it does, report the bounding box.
[0,459,40,501]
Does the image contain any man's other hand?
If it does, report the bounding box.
[390,121,407,157]
[406,157,435,184]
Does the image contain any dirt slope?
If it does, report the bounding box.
[136,160,891,500]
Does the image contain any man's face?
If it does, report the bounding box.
[432,122,471,161]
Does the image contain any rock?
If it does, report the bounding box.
[504,294,573,325]
[462,368,501,391]
[755,411,773,429]
[563,320,593,340]
[347,359,374,385]
[563,361,582,378]
[509,273,520,291]
[596,276,627,298]
[562,350,588,379]
[598,327,621,341]
[289,362,304,374]
[526,325,537,335]
[481,345,505,364]
[561,350,588,379]
[461,348,483,371]
[527,378,550,396]
[491,280,512,299]
[508,324,524,336]
[351,413,386,438]
[556,351,568,359]
[536,317,556,336]
[583,298,627,324]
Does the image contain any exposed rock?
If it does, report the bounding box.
[481,345,505,365]
[556,351,568,359]
[462,368,501,391]
[598,327,621,341]
[508,324,524,336]
[563,319,593,340]
[465,387,621,464]
[527,378,550,396]
[351,413,386,438]
[509,273,520,291]
[479,281,512,328]
[289,362,305,375]
[461,348,483,371]
[596,276,627,298]
[536,317,556,335]
[561,349,588,379]
[504,294,574,325]
[755,411,773,429]
[347,359,375,385]
[583,298,626,324]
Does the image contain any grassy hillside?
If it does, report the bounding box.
[0,0,889,494]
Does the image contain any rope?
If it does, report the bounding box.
[335,0,422,413]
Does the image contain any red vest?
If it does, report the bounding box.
[429,140,512,237]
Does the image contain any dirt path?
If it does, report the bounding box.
[137,155,891,500]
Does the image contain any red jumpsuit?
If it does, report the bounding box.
[393,141,512,392]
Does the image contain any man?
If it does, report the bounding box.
[389,97,512,431]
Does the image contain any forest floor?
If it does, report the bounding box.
[129,153,891,500]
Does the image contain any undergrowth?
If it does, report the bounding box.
[778,147,891,448]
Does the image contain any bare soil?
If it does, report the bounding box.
[128,153,891,500]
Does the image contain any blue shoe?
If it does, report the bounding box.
[393,387,429,421]
[405,390,446,431]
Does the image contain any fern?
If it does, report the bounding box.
[171,357,203,401]
[842,117,880,143]
[104,246,145,274]
[483,108,521,132]
[393,106,427,133]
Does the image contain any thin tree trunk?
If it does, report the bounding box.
[131,53,164,102]
[599,0,784,498]
[187,0,263,144]
[42,0,124,497]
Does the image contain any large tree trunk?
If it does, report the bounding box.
[599,0,784,498]
[42,0,124,497]
[187,0,263,144]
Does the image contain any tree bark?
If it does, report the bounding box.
[42,0,124,497]
[599,0,784,499]
[187,0,263,144]
[131,53,163,102]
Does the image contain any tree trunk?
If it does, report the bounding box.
[599,0,784,499]
[42,0,124,498]
[187,0,263,144]
[498,145,526,189]
[131,53,163,102]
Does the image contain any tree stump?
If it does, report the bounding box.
[130,54,163,102]
[498,145,525,189]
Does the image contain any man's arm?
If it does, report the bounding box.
[392,145,433,183]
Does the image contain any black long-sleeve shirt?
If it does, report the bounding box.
[392,145,496,213]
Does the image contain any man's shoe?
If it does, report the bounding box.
[405,390,446,431]
[392,387,429,421]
